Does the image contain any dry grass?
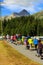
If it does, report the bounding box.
[0,40,41,65]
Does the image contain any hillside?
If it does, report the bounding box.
[33,11,43,19]
[0,14,16,20]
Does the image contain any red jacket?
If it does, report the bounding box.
[12,35,17,41]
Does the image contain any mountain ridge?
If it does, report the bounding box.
[0,10,43,20]
[0,9,30,20]
[13,9,30,16]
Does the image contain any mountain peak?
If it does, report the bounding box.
[0,9,30,20]
[21,9,28,12]
[19,9,30,16]
[13,9,30,17]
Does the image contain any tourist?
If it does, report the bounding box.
[28,38,33,49]
[24,37,27,45]
[33,38,38,50]
[26,39,30,49]
[37,39,43,57]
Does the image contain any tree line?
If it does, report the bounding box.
[0,15,43,36]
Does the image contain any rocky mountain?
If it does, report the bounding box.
[19,9,30,16]
[0,9,30,20]
[13,9,30,16]
[1,9,43,20]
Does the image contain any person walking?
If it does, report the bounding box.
[37,39,43,57]
[33,38,38,50]
[28,38,33,49]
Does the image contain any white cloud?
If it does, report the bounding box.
[2,0,40,5]
[1,0,35,10]
[1,0,43,13]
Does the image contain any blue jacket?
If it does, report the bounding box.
[33,39,38,45]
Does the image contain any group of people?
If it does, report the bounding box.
[5,34,43,58]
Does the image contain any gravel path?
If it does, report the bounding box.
[6,40,43,65]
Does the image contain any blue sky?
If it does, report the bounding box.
[0,0,43,16]
[0,0,3,2]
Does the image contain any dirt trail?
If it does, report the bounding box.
[6,40,43,65]
[0,40,41,65]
